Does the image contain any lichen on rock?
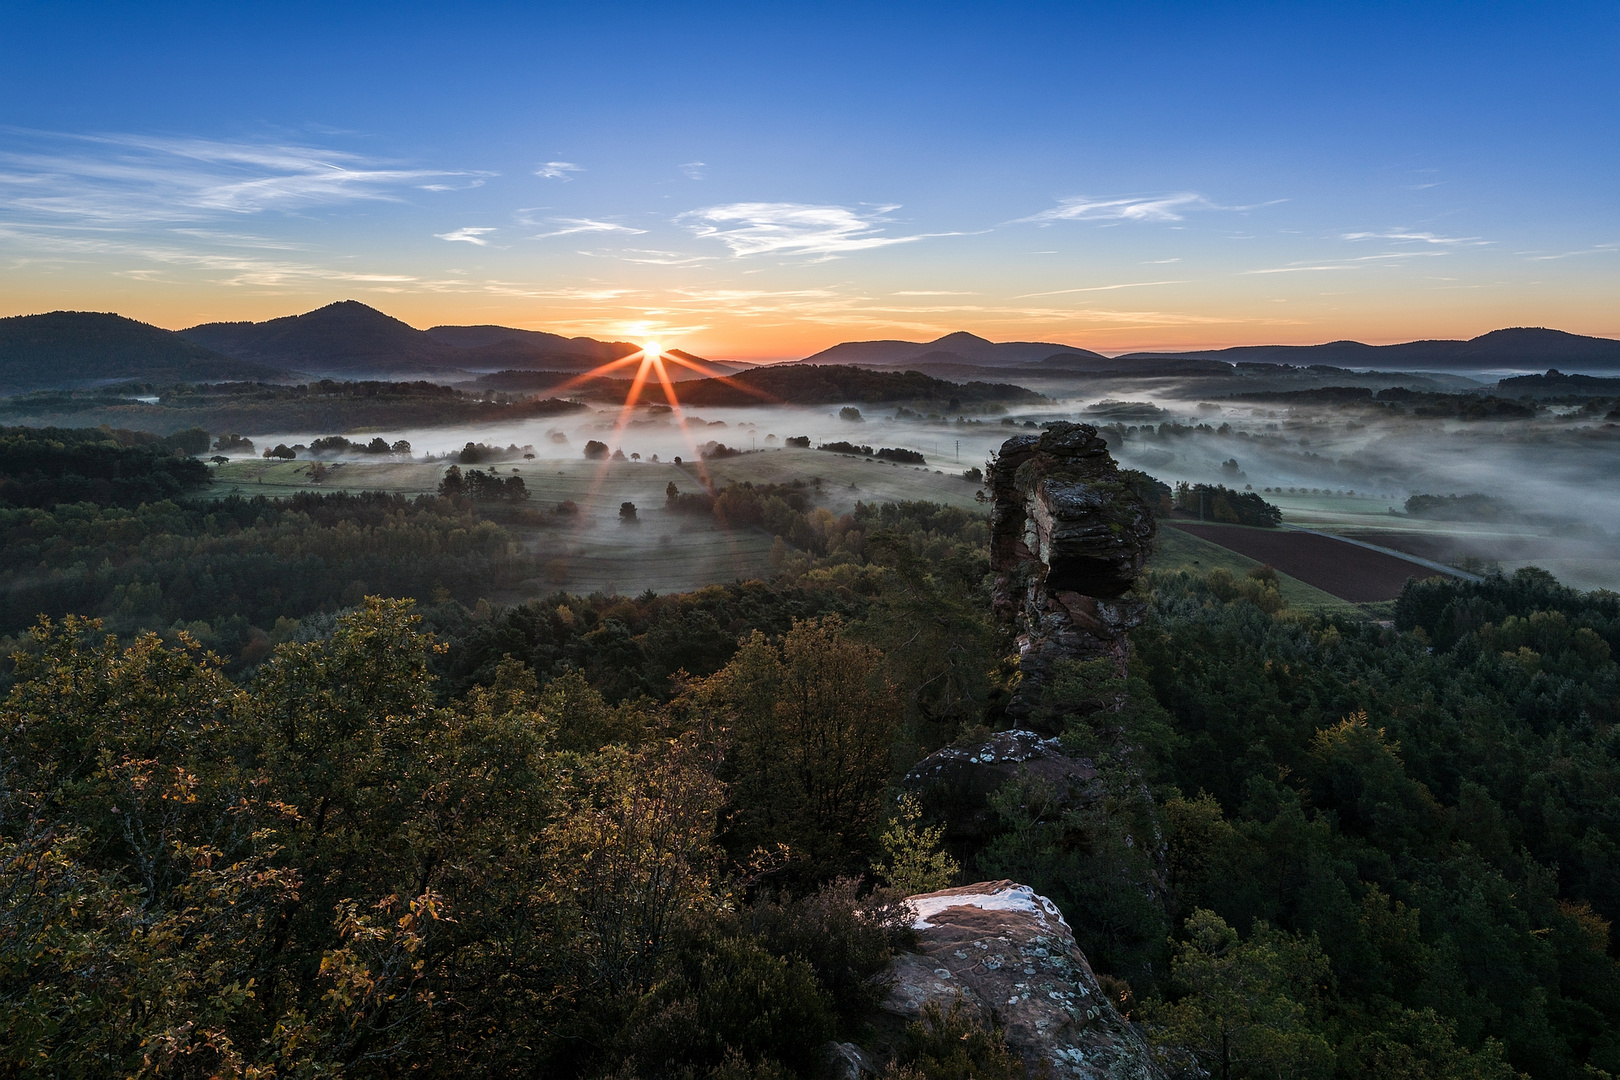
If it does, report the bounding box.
[880,880,1163,1080]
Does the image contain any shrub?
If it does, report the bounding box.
[740,880,911,1027]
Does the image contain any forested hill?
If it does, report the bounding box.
[601,362,1043,407]
[0,311,286,393]
[180,301,713,379]
[180,300,470,378]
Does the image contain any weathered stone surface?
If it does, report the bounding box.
[988,422,1155,721]
[881,880,1162,1080]
[901,729,1098,843]
[819,1040,878,1080]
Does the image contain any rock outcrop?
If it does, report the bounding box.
[987,422,1155,720]
[901,729,1097,844]
[881,880,1162,1080]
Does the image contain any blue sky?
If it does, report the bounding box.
[1,1,1615,357]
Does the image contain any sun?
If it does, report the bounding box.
[643,341,662,358]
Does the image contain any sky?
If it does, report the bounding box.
[1,1,1616,360]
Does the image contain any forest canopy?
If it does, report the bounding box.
[1,413,1619,1078]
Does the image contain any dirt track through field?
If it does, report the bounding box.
[1164,522,1457,602]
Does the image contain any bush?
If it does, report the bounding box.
[785,435,811,448]
[891,1000,1023,1080]
[618,933,833,1076]
[740,880,911,1027]
[875,447,925,465]
[439,465,529,502]
[584,440,609,460]
[839,406,864,422]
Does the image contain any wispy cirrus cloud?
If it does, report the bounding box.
[1519,243,1619,261]
[677,202,931,258]
[435,226,496,245]
[1243,250,1451,274]
[585,248,716,266]
[678,161,706,180]
[1341,229,1487,245]
[0,221,422,288]
[1013,192,1282,226]
[528,217,648,240]
[1015,279,1188,299]
[534,161,582,180]
[0,129,488,224]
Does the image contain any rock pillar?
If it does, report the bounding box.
[988,422,1155,720]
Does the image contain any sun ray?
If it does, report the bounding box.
[660,352,781,404]
[545,350,649,396]
[553,341,755,518]
[649,353,706,464]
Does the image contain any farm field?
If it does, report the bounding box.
[1164,521,1455,602]
[1255,489,1620,592]
[1148,524,1363,615]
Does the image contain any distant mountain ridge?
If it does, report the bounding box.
[804,331,1108,368]
[182,301,471,378]
[0,311,285,394]
[1117,327,1620,372]
[181,300,730,380]
[803,326,1620,377]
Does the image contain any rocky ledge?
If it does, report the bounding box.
[878,880,1162,1080]
[901,729,1097,843]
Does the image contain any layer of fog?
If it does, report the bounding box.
[234,368,1619,585]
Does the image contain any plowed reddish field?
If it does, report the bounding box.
[1164,522,1455,602]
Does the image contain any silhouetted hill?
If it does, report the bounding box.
[181,300,466,378]
[1032,352,1234,376]
[181,301,725,379]
[0,311,286,393]
[585,363,1043,408]
[1119,327,1620,372]
[424,324,639,366]
[804,331,1107,368]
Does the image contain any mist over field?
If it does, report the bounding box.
[226,365,1620,591]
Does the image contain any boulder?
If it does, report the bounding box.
[987,423,1155,721]
[881,881,1162,1080]
[901,729,1097,843]
[820,1040,878,1080]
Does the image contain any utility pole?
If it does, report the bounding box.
[955,439,959,463]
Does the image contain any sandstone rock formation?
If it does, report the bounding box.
[880,880,1162,1080]
[987,422,1155,721]
[901,728,1097,844]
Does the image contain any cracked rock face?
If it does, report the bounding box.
[901,729,1097,844]
[882,881,1162,1080]
[988,422,1155,721]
